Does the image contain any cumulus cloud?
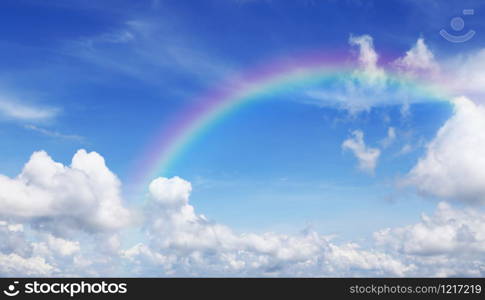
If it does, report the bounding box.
[442,49,485,100]
[123,176,409,276]
[393,38,439,76]
[1,151,485,276]
[0,149,132,233]
[0,150,135,276]
[374,202,485,276]
[342,130,380,174]
[0,253,54,276]
[404,97,485,204]
[148,176,192,207]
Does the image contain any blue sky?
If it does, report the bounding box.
[1,0,485,276]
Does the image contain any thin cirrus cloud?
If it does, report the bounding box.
[24,125,84,142]
[63,19,235,86]
[0,98,58,122]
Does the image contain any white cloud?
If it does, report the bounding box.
[381,127,396,148]
[0,253,54,276]
[0,220,55,276]
[0,98,58,121]
[304,36,439,113]
[349,34,385,82]
[342,130,381,174]
[442,49,485,100]
[397,144,413,156]
[0,150,135,276]
[404,97,485,204]
[1,151,485,276]
[45,235,81,257]
[123,176,410,276]
[148,176,192,207]
[374,202,485,276]
[393,38,439,76]
[0,149,132,233]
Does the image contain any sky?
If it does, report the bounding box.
[1,0,485,276]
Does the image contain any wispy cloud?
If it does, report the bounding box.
[25,125,84,142]
[380,127,396,149]
[342,129,381,175]
[63,18,235,86]
[0,98,58,121]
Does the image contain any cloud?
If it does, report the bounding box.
[397,144,413,156]
[348,34,385,82]
[380,127,396,148]
[374,202,485,276]
[1,152,485,276]
[0,98,58,121]
[123,176,409,276]
[65,19,234,86]
[0,149,132,233]
[0,220,55,276]
[304,36,442,113]
[0,150,136,276]
[44,235,81,257]
[404,97,485,205]
[443,49,485,100]
[0,253,54,276]
[25,125,84,142]
[342,130,380,174]
[148,176,192,207]
[375,202,485,256]
[393,38,439,76]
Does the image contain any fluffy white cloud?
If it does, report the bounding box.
[149,176,192,207]
[404,97,485,204]
[374,202,485,276]
[393,38,439,76]
[0,253,54,276]
[375,202,485,256]
[0,149,136,276]
[1,150,485,276]
[0,149,132,232]
[44,235,81,257]
[342,130,380,174]
[443,49,485,100]
[124,176,409,276]
[349,34,384,82]
[0,220,54,276]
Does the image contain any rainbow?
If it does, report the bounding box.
[131,51,448,189]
